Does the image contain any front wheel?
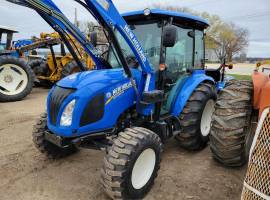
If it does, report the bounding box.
[101,127,162,199]
[32,113,78,159]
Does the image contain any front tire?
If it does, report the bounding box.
[0,56,34,102]
[101,127,162,199]
[32,113,78,159]
[176,83,217,150]
[210,80,253,167]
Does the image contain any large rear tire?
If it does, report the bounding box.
[0,56,34,102]
[210,80,253,167]
[101,127,162,199]
[28,59,49,87]
[176,83,217,150]
[32,113,78,159]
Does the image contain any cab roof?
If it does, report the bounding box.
[122,9,209,30]
[0,25,18,33]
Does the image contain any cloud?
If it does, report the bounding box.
[1,0,269,57]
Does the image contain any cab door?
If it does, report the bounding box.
[162,27,205,114]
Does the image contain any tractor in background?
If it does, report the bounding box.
[7,0,232,199]
[210,60,270,167]
[241,62,270,199]
[0,25,34,102]
[28,32,102,87]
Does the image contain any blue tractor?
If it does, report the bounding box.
[0,25,34,102]
[7,0,230,199]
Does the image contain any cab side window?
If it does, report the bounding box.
[194,30,204,69]
[165,26,193,82]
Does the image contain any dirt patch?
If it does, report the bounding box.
[0,88,247,200]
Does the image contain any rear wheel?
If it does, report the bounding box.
[101,127,162,199]
[32,113,78,159]
[0,56,34,102]
[210,80,253,167]
[28,59,49,87]
[176,83,217,150]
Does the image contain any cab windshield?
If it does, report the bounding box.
[107,21,203,72]
[107,22,162,70]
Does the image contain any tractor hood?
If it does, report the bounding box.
[57,69,129,90]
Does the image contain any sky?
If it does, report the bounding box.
[0,0,269,58]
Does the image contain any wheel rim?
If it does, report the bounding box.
[200,99,215,137]
[0,64,28,96]
[131,148,156,190]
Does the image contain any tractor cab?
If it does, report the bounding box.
[104,9,210,114]
[0,26,18,55]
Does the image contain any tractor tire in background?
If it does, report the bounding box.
[28,59,49,87]
[0,55,34,102]
[176,83,217,150]
[210,80,253,167]
[101,127,162,199]
[61,60,86,78]
[32,113,78,159]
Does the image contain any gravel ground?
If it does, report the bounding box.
[0,88,247,200]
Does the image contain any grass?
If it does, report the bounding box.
[228,74,252,81]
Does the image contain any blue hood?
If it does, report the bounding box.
[57,69,127,90]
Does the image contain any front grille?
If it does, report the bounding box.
[49,86,75,125]
[241,108,270,200]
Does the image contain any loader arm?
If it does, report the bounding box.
[6,0,155,92]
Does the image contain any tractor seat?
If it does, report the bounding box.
[205,68,221,82]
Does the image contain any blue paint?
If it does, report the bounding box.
[122,9,209,27]
[8,0,228,139]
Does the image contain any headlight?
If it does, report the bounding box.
[60,99,76,127]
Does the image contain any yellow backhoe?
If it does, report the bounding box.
[28,32,96,86]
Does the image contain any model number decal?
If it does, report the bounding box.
[105,82,133,105]
[122,25,147,63]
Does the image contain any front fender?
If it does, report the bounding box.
[171,70,215,117]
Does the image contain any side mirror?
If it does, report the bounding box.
[188,30,195,38]
[90,31,98,47]
[162,25,177,47]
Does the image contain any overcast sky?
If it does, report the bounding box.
[0,0,269,58]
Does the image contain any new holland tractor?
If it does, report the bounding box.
[0,26,34,102]
[7,0,231,199]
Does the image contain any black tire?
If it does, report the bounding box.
[101,127,162,199]
[32,113,78,159]
[61,60,86,78]
[175,83,217,150]
[210,80,253,167]
[0,55,34,102]
[28,59,50,87]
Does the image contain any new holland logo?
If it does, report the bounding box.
[105,82,133,105]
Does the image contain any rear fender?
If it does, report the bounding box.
[252,72,270,111]
[170,70,215,117]
[259,82,270,117]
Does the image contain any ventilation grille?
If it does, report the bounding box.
[49,86,75,125]
[242,109,270,200]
